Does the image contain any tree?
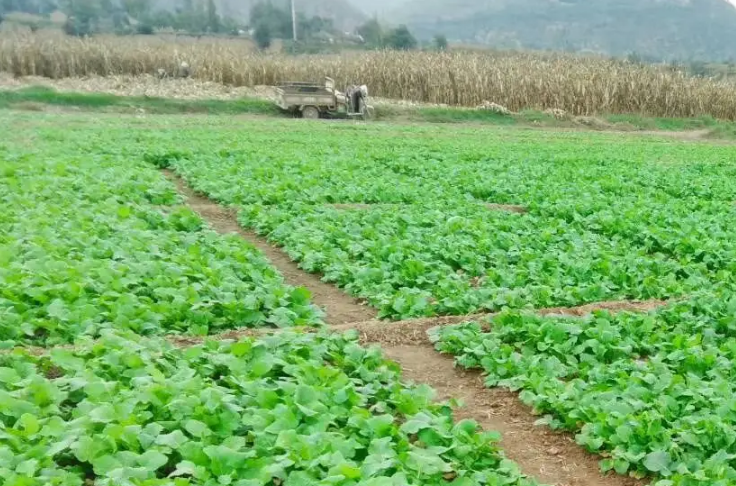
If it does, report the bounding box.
[206,0,220,33]
[121,0,148,20]
[254,21,272,50]
[250,1,290,38]
[386,25,417,50]
[60,0,102,36]
[136,22,153,34]
[433,34,448,51]
[300,14,334,39]
[357,18,382,47]
[63,15,91,36]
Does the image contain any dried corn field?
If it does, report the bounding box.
[3,31,736,119]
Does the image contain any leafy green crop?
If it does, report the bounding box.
[0,330,541,486]
[14,115,735,320]
[432,288,736,486]
[150,120,735,318]
[0,126,321,346]
[6,112,736,486]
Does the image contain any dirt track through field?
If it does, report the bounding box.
[383,345,643,486]
[163,169,375,325]
[165,169,654,486]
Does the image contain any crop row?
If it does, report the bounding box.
[432,288,736,486]
[5,32,736,119]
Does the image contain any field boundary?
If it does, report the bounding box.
[2,84,735,140]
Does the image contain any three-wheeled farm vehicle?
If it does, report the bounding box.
[274,77,374,120]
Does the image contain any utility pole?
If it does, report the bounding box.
[291,0,297,41]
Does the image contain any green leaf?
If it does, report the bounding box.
[17,413,39,436]
[92,454,123,475]
[643,451,671,473]
[0,367,21,384]
[156,430,188,449]
[184,420,210,438]
[405,447,452,475]
[138,450,169,472]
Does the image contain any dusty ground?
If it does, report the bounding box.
[0,72,277,101]
[2,73,731,145]
[0,72,436,109]
[383,345,644,486]
[485,203,528,214]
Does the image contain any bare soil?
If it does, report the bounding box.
[383,345,644,486]
[538,299,667,317]
[162,170,376,325]
[631,129,712,141]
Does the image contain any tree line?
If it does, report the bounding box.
[249,1,448,52]
[0,0,450,52]
[0,0,240,36]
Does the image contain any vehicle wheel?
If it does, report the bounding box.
[302,106,320,119]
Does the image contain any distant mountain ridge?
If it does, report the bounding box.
[349,0,736,61]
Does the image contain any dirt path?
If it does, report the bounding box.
[163,170,375,325]
[164,169,656,486]
[382,345,643,486]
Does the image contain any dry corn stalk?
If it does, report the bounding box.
[2,30,736,119]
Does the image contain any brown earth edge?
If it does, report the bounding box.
[162,169,376,326]
[164,170,654,486]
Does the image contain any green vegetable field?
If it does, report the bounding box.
[161,120,734,319]
[3,111,736,486]
[1,330,536,486]
[0,126,320,346]
[431,293,736,485]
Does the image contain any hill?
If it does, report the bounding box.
[382,0,736,61]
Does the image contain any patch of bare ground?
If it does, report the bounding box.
[340,315,478,346]
[383,345,644,486]
[338,298,668,347]
[538,299,667,318]
[161,169,375,325]
[485,203,528,214]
